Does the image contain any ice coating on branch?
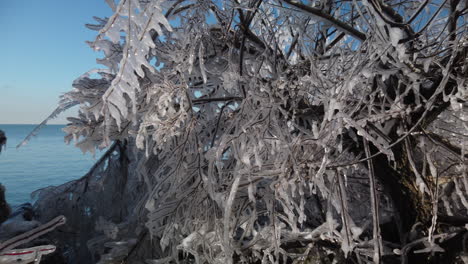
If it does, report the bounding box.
[95,217,119,239]
[389,27,404,47]
[34,0,468,263]
[91,0,173,132]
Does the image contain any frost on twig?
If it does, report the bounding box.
[32,0,468,263]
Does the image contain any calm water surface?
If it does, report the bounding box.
[0,124,102,206]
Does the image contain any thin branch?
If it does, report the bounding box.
[192,96,243,105]
[363,138,383,263]
[281,0,367,41]
[421,129,468,159]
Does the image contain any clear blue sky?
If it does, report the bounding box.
[0,0,112,124]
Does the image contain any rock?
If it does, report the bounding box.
[9,203,35,221]
[0,203,40,241]
[0,183,11,224]
[0,200,67,263]
[0,130,5,153]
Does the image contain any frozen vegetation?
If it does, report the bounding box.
[4,0,468,263]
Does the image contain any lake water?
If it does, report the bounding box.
[0,124,101,206]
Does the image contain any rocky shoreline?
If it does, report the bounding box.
[0,184,66,264]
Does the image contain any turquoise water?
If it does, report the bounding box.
[0,124,101,206]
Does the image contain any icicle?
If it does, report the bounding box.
[199,42,208,84]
